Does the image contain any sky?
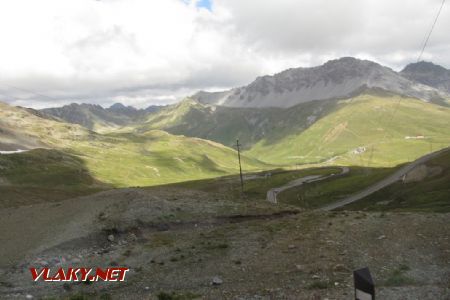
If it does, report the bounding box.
[0,0,448,109]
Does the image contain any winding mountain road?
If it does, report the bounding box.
[267,167,350,204]
[321,147,450,211]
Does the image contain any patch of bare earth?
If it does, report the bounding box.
[0,187,448,299]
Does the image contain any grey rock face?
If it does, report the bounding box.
[40,102,164,130]
[401,61,450,94]
[193,57,448,108]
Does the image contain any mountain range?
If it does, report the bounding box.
[2,57,450,188]
[40,58,450,132]
[192,58,449,108]
[41,102,164,131]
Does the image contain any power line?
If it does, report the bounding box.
[417,0,446,62]
[365,0,446,168]
[0,81,60,102]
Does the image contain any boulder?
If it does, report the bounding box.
[107,234,115,242]
[212,276,223,285]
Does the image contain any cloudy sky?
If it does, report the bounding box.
[0,0,448,108]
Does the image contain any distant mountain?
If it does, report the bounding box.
[145,105,164,113]
[41,102,163,131]
[108,102,139,117]
[192,57,448,108]
[401,61,450,94]
[138,97,338,149]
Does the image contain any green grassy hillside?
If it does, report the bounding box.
[67,130,267,187]
[0,149,107,207]
[137,93,450,168]
[0,149,97,187]
[342,148,450,212]
[247,94,450,166]
[0,101,267,190]
[173,166,341,201]
[277,166,398,209]
[0,101,88,150]
[138,98,337,149]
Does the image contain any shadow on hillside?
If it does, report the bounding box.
[253,88,413,149]
[155,88,405,150]
[157,99,341,150]
[277,161,450,213]
[149,157,450,213]
[2,145,448,213]
[0,148,111,208]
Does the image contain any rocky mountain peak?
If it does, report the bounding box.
[402,61,447,74]
[193,57,446,108]
[109,102,127,110]
[401,61,450,94]
[108,103,138,116]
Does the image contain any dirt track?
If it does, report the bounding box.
[0,177,449,299]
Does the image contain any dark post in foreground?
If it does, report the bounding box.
[236,139,244,194]
[354,267,375,300]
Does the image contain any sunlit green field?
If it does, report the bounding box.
[0,102,268,190]
[67,130,267,187]
[246,95,450,166]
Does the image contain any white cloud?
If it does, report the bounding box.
[0,0,449,108]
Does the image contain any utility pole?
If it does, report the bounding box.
[236,139,244,194]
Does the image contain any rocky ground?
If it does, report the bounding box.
[0,186,449,299]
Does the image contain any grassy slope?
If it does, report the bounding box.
[137,98,279,149]
[137,98,337,149]
[0,101,267,190]
[276,148,450,212]
[0,149,107,207]
[68,130,267,187]
[2,94,449,210]
[173,167,342,201]
[0,102,87,150]
[277,166,398,209]
[247,94,450,166]
[136,94,450,168]
[342,149,450,212]
[0,149,97,187]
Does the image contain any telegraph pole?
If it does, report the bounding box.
[236,139,244,194]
